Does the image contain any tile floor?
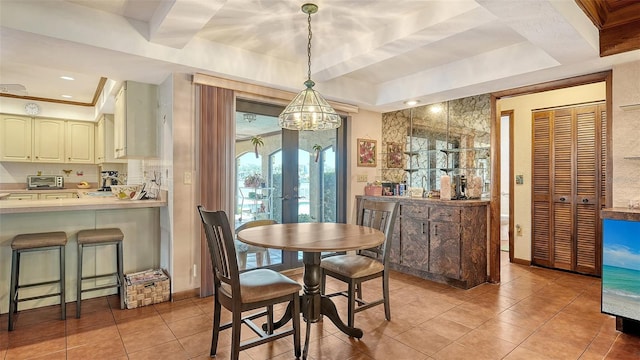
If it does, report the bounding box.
[1,252,639,360]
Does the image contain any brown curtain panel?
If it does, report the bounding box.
[199,85,235,297]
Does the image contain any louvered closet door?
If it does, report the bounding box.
[532,111,552,267]
[552,108,574,271]
[574,105,604,275]
[531,104,605,276]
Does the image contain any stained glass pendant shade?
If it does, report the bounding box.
[278,3,341,131]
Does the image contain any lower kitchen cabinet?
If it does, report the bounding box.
[357,195,488,289]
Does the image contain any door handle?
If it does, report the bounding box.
[294,196,306,199]
[279,194,290,200]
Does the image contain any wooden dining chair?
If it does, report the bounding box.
[197,206,301,360]
[234,219,276,269]
[320,199,399,328]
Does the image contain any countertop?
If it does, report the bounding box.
[601,207,640,221]
[0,191,167,214]
[357,195,490,206]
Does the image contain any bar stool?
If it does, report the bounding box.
[9,231,68,331]
[76,228,124,318]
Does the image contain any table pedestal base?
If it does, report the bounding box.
[265,252,363,359]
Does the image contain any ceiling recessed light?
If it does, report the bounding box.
[61,95,73,99]
[404,100,419,106]
[60,76,75,81]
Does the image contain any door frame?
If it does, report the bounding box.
[489,71,612,283]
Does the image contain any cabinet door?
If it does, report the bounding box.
[33,119,65,163]
[0,115,32,162]
[39,192,75,199]
[400,216,429,271]
[6,193,38,200]
[66,121,95,163]
[95,117,105,163]
[114,85,126,158]
[428,220,461,279]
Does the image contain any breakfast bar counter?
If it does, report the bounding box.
[0,193,167,315]
[0,194,167,214]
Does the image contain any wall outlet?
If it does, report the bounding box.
[183,171,192,185]
[356,174,368,182]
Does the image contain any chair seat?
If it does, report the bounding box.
[221,269,300,303]
[11,231,67,250]
[77,228,124,244]
[321,254,384,278]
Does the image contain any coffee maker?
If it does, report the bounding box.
[100,170,119,191]
[452,175,467,200]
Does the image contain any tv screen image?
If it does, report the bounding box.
[601,219,640,322]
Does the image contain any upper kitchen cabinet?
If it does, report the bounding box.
[95,114,126,164]
[33,118,65,163]
[0,114,95,164]
[65,121,94,164]
[114,81,158,159]
[0,114,32,162]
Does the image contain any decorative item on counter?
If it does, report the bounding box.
[409,187,423,198]
[76,171,83,176]
[110,184,145,200]
[364,183,383,196]
[428,190,440,199]
[440,174,451,200]
[77,181,91,189]
[62,169,72,176]
[467,175,483,199]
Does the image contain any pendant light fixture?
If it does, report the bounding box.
[278,3,341,131]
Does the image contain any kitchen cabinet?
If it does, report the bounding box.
[397,203,430,271]
[95,114,127,164]
[359,195,488,289]
[33,118,65,163]
[66,121,94,164]
[0,114,32,162]
[95,114,126,164]
[114,81,158,159]
[0,114,95,164]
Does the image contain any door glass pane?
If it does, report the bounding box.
[298,130,337,260]
[235,99,345,270]
[235,111,283,270]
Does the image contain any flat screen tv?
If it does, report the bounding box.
[602,219,640,322]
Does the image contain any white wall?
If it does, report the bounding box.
[497,82,606,261]
[346,109,383,223]
[612,61,640,207]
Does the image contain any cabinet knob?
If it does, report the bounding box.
[559,197,566,202]
[582,198,589,203]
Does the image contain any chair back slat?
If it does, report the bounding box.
[356,200,399,262]
[197,206,240,294]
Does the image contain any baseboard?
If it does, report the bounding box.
[511,257,531,266]
[172,288,200,301]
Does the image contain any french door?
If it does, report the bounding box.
[235,99,346,271]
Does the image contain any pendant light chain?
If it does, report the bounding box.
[307,10,313,82]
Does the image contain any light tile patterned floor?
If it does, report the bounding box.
[1,253,639,359]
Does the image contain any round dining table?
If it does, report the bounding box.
[237,222,385,358]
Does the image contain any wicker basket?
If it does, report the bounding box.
[364,185,382,196]
[124,269,170,309]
